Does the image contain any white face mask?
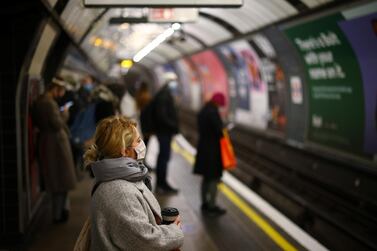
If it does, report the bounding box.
[134,140,147,160]
[168,80,177,90]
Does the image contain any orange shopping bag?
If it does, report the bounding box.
[220,129,237,170]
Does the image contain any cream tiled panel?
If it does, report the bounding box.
[171,36,203,54]
[184,16,232,45]
[155,43,182,60]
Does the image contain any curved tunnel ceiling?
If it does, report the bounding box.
[138,57,155,68]
[167,36,203,55]
[154,43,182,60]
[58,0,335,75]
[183,16,233,46]
[145,51,167,64]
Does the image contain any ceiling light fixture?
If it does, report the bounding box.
[133,23,181,62]
[121,59,133,69]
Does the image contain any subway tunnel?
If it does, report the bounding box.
[1,0,377,250]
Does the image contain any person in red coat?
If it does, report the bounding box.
[193,93,227,216]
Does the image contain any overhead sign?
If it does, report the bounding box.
[109,9,198,24]
[84,0,243,8]
[148,8,198,23]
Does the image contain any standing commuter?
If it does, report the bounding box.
[154,73,180,193]
[194,93,227,216]
[77,75,95,109]
[70,75,97,167]
[83,116,184,250]
[33,77,77,223]
[92,84,118,124]
[120,87,137,120]
[135,82,153,147]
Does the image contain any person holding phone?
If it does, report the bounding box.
[33,77,77,223]
[60,101,74,111]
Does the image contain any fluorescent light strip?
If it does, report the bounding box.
[133,23,181,63]
[174,134,328,251]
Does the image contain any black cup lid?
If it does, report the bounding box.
[161,207,179,216]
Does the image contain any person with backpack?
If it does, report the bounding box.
[83,116,184,251]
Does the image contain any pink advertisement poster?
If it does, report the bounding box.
[191,50,229,117]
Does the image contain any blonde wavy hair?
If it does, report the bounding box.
[83,116,137,168]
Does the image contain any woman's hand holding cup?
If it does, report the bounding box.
[173,215,182,229]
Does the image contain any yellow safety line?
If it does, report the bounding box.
[172,140,298,251]
[219,184,297,251]
[172,141,195,165]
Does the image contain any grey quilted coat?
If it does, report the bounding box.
[90,179,184,251]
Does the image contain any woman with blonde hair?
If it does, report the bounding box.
[84,116,184,251]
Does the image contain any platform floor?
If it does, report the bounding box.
[27,137,307,251]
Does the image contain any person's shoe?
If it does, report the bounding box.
[212,206,227,215]
[164,183,179,193]
[61,209,70,222]
[201,204,215,216]
[202,205,227,216]
[156,185,178,195]
[201,204,209,211]
[53,209,70,224]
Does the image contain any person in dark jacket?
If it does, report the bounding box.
[136,83,153,147]
[77,75,95,109]
[93,84,118,124]
[154,73,180,193]
[193,92,227,216]
[33,77,77,223]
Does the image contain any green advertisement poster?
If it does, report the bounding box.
[284,14,364,153]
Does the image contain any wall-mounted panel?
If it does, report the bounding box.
[283,2,377,158]
[262,26,308,144]
[215,41,268,129]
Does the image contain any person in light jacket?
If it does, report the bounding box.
[83,116,184,251]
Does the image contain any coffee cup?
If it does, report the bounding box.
[161,207,179,225]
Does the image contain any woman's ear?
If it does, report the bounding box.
[122,147,135,158]
[121,148,127,157]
